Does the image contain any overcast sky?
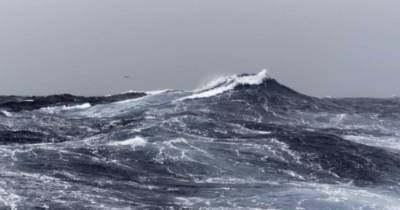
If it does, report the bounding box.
[0,0,399,97]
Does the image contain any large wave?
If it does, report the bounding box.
[1,70,400,209]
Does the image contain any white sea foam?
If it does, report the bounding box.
[0,110,12,117]
[343,135,400,150]
[63,103,92,110]
[40,103,92,114]
[145,89,172,95]
[108,136,147,148]
[179,69,269,100]
[255,130,272,135]
[292,182,400,210]
[121,89,171,96]
[0,186,21,210]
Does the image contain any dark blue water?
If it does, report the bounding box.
[1,71,400,210]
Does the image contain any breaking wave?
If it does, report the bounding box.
[180,69,269,100]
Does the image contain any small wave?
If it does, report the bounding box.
[179,69,269,100]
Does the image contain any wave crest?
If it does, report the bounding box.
[180,69,269,100]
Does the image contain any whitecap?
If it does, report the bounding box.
[108,136,147,148]
[0,110,12,117]
[179,69,269,100]
[255,130,272,135]
[145,89,172,95]
[119,89,171,96]
[343,134,400,150]
[40,103,92,114]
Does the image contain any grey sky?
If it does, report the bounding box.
[0,0,399,97]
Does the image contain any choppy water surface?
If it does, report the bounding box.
[1,71,400,210]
